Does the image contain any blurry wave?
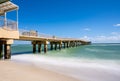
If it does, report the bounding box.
[85,48,115,53]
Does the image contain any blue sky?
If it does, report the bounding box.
[10,0,120,43]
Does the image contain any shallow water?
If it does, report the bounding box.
[11,43,120,81]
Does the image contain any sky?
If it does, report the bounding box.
[8,0,120,43]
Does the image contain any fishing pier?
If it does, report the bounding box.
[0,0,91,59]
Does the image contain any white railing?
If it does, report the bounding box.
[0,17,17,31]
[19,29,55,39]
[19,29,75,40]
[19,30,38,37]
[0,17,4,27]
[38,33,53,38]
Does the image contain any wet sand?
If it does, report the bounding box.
[0,60,80,81]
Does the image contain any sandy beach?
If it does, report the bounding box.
[0,60,80,81]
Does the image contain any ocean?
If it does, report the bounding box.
[11,43,120,81]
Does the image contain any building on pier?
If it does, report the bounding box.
[0,0,19,59]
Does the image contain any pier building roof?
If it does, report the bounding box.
[0,0,18,15]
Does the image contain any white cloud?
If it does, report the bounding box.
[113,24,120,27]
[111,32,118,35]
[84,28,91,31]
[81,32,120,43]
[81,36,90,41]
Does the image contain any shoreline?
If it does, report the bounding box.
[0,60,80,81]
[11,54,120,81]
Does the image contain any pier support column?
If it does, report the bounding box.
[50,42,53,50]
[63,42,66,48]
[59,42,62,50]
[67,42,69,48]
[4,44,11,59]
[78,42,79,46]
[55,43,57,50]
[69,42,71,47]
[70,42,73,47]
[74,42,76,47]
[3,40,13,59]
[44,41,48,53]
[32,41,37,53]
[38,43,42,53]
[71,41,74,47]
[76,42,78,47]
[0,44,3,59]
[44,44,47,53]
[73,42,75,47]
[33,44,36,53]
[78,42,81,46]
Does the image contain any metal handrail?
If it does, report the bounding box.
[0,17,17,31]
[0,17,4,27]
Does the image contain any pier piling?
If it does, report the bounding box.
[44,44,47,53]
[63,42,66,48]
[50,42,53,50]
[44,41,48,53]
[38,43,42,53]
[55,43,57,50]
[67,42,69,48]
[59,42,62,50]
[4,44,11,59]
[33,44,36,53]
[0,44,3,58]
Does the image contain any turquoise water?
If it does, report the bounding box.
[11,43,120,81]
[11,43,120,61]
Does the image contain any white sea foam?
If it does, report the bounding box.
[11,54,120,81]
[85,48,100,52]
[85,48,115,53]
